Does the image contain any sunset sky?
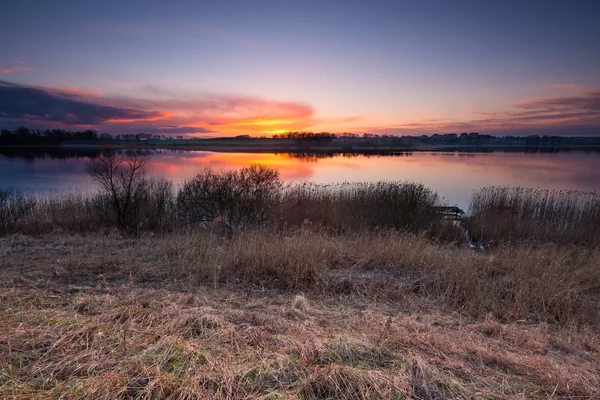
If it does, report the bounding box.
[1,0,599,137]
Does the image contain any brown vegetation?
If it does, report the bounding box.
[88,152,173,235]
[177,165,282,230]
[468,186,600,247]
[1,162,446,239]
[6,158,599,248]
[280,181,439,233]
[0,189,36,235]
[1,160,599,398]
[1,232,599,399]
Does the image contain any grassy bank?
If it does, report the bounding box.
[1,231,599,399]
[1,161,599,398]
[2,175,599,247]
[2,156,600,246]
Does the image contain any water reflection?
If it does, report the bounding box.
[1,149,599,210]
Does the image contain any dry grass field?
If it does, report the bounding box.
[1,231,598,399]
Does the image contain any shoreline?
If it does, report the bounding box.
[3,141,600,154]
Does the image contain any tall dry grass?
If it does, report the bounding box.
[3,164,600,250]
[280,181,439,233]
[5,179,174,235]
[24,190,102,232]
[140,229,599,325]
[1,227,598,324]
[468,187,600,246]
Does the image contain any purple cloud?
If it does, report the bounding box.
[0,80,166,125]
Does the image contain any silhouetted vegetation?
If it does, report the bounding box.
[3,126,600,152]
[88,153,173,235]
[0,159,447,237]
[3,160,600,247]
[0,126,100,145]
[0,189,36,234]
[177,165,282,230]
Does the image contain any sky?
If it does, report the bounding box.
[1,0,600,137]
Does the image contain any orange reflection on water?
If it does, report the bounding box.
[142,151,600,209]
[145,151,315,182]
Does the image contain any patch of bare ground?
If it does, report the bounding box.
[1,232,599,399]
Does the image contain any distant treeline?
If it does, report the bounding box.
[1,127,102,145]
[273,131,600,146]
[0,127,175,145]
[2,126,600,147]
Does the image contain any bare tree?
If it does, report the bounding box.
[88,152,150,235]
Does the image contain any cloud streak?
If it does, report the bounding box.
[514,90,600,113]
[0,61,30,74]
[103,93,314,127]
[360,89,600,136]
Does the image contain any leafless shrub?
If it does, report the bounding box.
[176,165,282,230]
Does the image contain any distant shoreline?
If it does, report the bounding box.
[3,141,600,154]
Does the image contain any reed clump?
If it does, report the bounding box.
[468,186,600,246]
[280,181,439,233]
[12,182,173,235]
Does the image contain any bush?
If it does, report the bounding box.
[0,189,36,235]
[177,165,282,230]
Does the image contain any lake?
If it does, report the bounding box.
[1,149,599,210]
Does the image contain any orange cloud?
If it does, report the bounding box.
[84,90,317,135]
[106,111,174,124]
[11,78,598,137]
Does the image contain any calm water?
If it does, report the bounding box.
[1,149,599,210]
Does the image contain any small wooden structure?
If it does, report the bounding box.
[430,206,484,251]
[430,206,465,222]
